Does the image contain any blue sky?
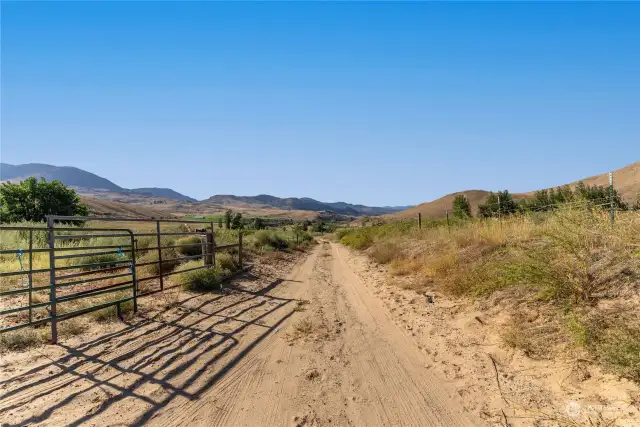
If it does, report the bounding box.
[1,2,639,205]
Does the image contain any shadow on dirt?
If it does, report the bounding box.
[0,275,300,426]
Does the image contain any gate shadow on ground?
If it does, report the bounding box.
[0,276,300,426]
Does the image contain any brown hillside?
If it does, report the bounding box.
[81,197,174,218]
[393,161,639,220]
[563,160,639,201]
[392,190,514,220]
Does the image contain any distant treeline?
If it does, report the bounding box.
[452,181,636,220]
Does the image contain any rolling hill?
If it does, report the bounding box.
[1,163,195,203]
[392,161,640,220]
[203,194,407,216]
[1,162,410,217]
[81,197,174,218]
[1,163,123,192]
[129,187,196,202]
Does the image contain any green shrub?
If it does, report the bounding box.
[252,230,291,251]
[77,252,123,271]
[216,252,238,273]
[175,236,203,257]
[340,229,374,250]
[369,241,400,264]
[137,247,180,276]
[178,261,223,291]
[0,328,45,351]
[89,300,133,322]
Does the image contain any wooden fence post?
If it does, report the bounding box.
[418,213,422,229]
[205,233,214,266]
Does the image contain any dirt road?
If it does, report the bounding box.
[0,242,477,426]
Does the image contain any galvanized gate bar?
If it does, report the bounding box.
[1,215,241,340]
[47,216,58,343]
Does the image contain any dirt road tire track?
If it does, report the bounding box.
[153,242,477,427]
[1,243,478,427]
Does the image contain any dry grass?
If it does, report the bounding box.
[286,317,315,342]
[340,208,640,382]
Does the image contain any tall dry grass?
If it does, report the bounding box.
[340,208,640,381]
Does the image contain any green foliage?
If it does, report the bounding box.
[77,252,123,271]
[137,247,180,276]
[216,251,239,273]
[312,221,326,233]
[301,219,312,231]
[175,236,203,256]
[253,217,266,230]
[452,194,471,219]
[179,262,223,291]
[0,177,88,223]
[89,300,133,322]
[252,230,291,251]
[519,181,629,212]
[231,212,244,230]
[340,228,374,250]
[217,217,223,228]
[224,209,233,229]
[477,190,518,218]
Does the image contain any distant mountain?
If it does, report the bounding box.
[0,163,195,203]
[1,163,124,192]
[130,187,196,202]
[204,194,408,216]
[0,162,410,216]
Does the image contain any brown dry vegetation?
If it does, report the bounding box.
[340,207,640,383]
[392,160,639,220]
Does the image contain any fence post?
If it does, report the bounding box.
[28,229,33,324]
[238,233,243,267]
[418,213,422,229]
[609,172,615,227]
[446,209,450,233]
[156,220,164,291]
[130,235,138,314]
[47,216,57,344]
[205,233,214,266]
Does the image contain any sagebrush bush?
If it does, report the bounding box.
[77,253,123,271]
[175,236,203,256]
[252,230,291,251]
[178,261,223,291]
[369,241,399,264]
[137,247,180,276]
[216,252,238,273]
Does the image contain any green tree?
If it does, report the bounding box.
[477,190,518,218]
[217,217,223,229]
[293,223,304,244]
[312,220,326,233]
[301,219,312,231]
[224,209,233,229]
[231,212,244,230]
[452,194,471,219]
[0,177,88,223]
[253,217,266,230]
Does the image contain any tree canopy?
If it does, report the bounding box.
[0,177,88,223]
[452,194,472,219]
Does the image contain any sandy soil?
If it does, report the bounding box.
[0,243,476,426]
[338,244,640,427]
[2,242,638,426]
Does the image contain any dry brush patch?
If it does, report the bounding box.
[340,208,640,383]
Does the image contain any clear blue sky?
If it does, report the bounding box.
[1,2,639,205]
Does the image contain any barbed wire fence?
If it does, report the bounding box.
[416,171,639,231]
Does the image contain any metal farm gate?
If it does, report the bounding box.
[0,216,242,343]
